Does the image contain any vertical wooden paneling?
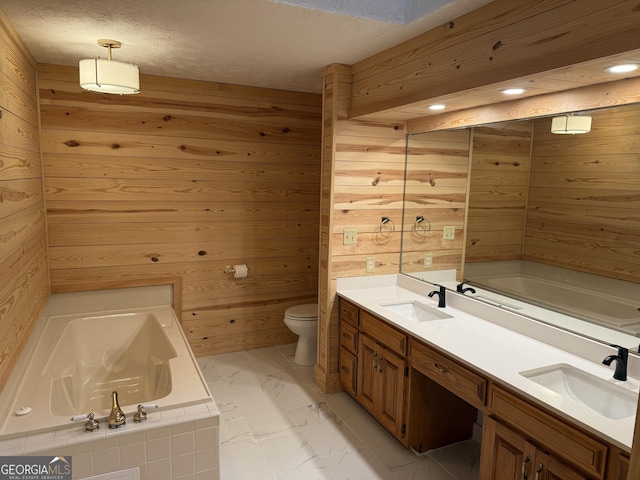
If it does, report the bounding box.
[402,130,471,275]
[0,10,49,392]
[316,65,405,393]
[466,121,533,262]
[38,64,322,357]
[525,105,640,282]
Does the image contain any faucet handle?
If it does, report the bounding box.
[71,412,100,432]
[611,344,629,357]
[133,403,158,423]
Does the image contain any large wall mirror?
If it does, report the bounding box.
[401,102,640,353]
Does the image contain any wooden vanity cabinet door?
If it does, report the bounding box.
[357,334,377,414]
[606,448,630,480]
[534,450,591,480]
[338,298,359,398]
[339,347,357,397]
[480,416,534,480]
[480,417,586,480]
[377,345,405,439]
[488,384,607,479]
[357,333,407,443]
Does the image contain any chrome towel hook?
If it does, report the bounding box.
[377,216,395,238]
[412,216,431,237]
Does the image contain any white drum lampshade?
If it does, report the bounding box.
[551,115,592,134]
[79,40,140,95]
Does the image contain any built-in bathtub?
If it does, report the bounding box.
[465,260,640,336]
[0,295,219,479]
[1,305,212,437]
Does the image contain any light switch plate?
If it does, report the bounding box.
[343,228,357,245]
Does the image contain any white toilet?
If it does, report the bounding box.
[284,303,318,366]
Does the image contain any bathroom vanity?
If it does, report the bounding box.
[337,275,636,480]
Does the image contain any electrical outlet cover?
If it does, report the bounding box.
[366,256,375,273]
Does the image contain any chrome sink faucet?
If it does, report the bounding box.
[428,284,446,308]
[602,345,628,381]
[109,391,126,428]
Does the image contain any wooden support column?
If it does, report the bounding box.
[315,64,352,393]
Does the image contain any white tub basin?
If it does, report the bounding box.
[520,363,638,420]
[381,301,453,322]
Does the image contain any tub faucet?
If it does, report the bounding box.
[602,345,628,381]
[456,282,476,295]
[428,285,446,308]
[108,391,126,429]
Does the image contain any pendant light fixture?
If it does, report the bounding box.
[551,114,592,135]
[79,39,140,95]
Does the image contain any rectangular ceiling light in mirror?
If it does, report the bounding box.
[551,115,592,134]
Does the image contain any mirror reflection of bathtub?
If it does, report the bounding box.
[0,305,213,439]
[464,260,640,345]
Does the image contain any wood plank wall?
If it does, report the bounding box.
[349,0,640,118]
[465,121,533,263]
[525,106,640,282]
[37,64,322,357]
[0,11,49,392]
[317,65,405,392]
[401,130,470,275]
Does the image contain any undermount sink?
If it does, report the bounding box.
[520,363,638,420]
[381,301,453,322]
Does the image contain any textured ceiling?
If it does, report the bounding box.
[0,0,493,93]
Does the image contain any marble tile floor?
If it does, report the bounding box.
[196,344,480,480]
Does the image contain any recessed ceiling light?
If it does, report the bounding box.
[605,64,639,74]
[429,104,446,111]
[501,88,527,95]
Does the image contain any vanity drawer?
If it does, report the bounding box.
[339,347,357,397]
[340,299,359,327]
[409,339,486,409]
[360,310,406,356]
[488,384,607,479]
[340,321,358,354]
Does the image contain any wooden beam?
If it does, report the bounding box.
[406,77,640,133]
[350,0,640,118]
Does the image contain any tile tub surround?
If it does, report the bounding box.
[199,343,480,480]
[337,274,640,451]
[0,403,220,480]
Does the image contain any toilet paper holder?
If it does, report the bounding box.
[224,264,249,278]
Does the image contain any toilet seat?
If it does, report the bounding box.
[285,303,318,320]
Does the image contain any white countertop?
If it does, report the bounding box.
[337,274,639,451]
